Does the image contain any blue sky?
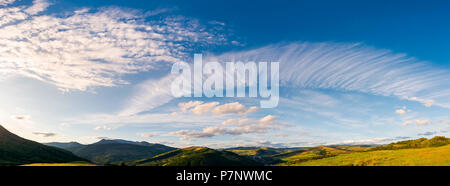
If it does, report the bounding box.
[0,0,449,148]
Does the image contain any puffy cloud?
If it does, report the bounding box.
[212,102,259,115]
[0,2,225,92]
[178,101,259,116]
[395,109,406,115]
[259,115,276,124]
[169,115,281,139]
[395,107,408,115]
[179,101,203,112]
[190,102,220,115]
[0,5,27,25]
[94,125,112,131]
[33,132,57,137]
[24,0,50,15]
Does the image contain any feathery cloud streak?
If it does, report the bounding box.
[0,1,225,91]
[208,42,450,108]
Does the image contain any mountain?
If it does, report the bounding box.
[0,125,86,165]
[129,147,263,166]
[45,142,83,150]
[46,139,176,165]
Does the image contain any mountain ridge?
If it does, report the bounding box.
[0,125,86,165]
[46,139,176,165]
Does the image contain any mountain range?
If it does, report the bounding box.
[1,124,450,166]
[0,125,85,165]
[45,139,176,165]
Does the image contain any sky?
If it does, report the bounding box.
[0,0,449,148]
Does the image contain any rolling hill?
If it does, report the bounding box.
[272,146,358,165]
[277,136,450,166]
[227,147,292,156]
[226,147,296,165]
[0,125,86,165]
[46,139,176,165]
[129,147,263,166]
[294,144,450,166]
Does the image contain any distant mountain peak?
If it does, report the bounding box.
[94,139,153,146]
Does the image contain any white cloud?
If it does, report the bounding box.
[415,120,432,126]
[33,132,57,137]
[0,3,225,92]
[179,101,203,112]
[212,102,259,115]
[0,0,16,6]
[221,118,250,126]
[326,136,410,146]
[67,112,226,127]
[395,109,406,114]
[190,102,220,115]
[402,119,434,126]
[138,132,159,138]
[94,125,112,131]
[407,97,435,107]
[208,42,450,109]
[177,101,259,116]
[395,107,406,115]
[119,75,177,116]
[24,0,50,15]
[169,115,282,139]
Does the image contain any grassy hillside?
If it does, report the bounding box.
[273,146,358,165]
[292,144,450,166]
[22,162,97,166]
[276,136,450,166]
[0,125,86,166]
[130,147,262,166]
[228,147,291,156]
[371,136,450,150]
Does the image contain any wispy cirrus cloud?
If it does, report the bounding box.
[0,1,226,92]
[402,119,449,126]
[120,41,450,116]
[208,42,450,108]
